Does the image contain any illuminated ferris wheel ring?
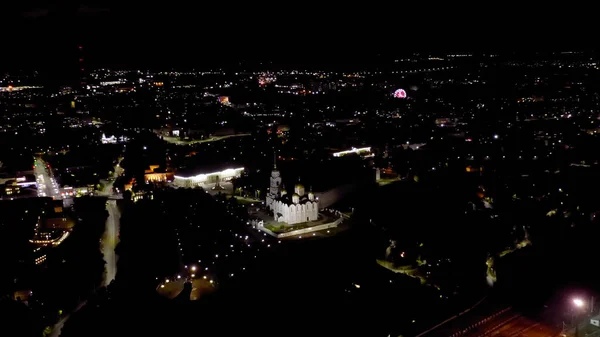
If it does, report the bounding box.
[393,89,407,98]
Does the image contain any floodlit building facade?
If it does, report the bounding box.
[173,167,244,188]
[266,166,318,225]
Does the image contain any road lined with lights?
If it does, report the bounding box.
[161,133,251,145]
[442,312,558,337]
[48,161,124,336]
[102,200,120,286]
[34,157,60,199]
[463,315,556,337]
[101,161,123,286]
[97,161,124,197]
[420,304,559,337]
[49,300,87,337]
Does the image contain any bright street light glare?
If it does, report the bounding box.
[573,298,584,307]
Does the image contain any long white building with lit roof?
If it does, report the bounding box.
[173,166,244,188]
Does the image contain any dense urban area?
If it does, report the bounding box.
[2,50,600,337]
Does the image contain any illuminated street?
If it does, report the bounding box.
[460,315,558,337]
[102,199,120,286]
[101,161,123,286]
[424,307,560,337]
[160,133,250,145]
[34,157,60,199]
[98,161,124,197]
[48,301,87,337]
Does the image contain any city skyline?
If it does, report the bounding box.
[2,5,600,337]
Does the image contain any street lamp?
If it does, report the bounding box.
[572,298,586,337]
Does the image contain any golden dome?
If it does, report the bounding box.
[292,193,300,204]
[294,182,305,197]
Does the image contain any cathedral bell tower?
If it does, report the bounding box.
[266,153,281,209]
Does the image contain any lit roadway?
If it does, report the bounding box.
[460,314,558,337]
[34,157,60,199]
[100,162,123,286]
[161,133,251,145]
[424,308,560,337]
[50,158,123,337]
[48,301,86,337]
[102,199,120,285]
[417,304,560,337]
[35,156,69,337]
[98,160,124,196]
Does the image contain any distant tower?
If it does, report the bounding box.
[78,45,87,89]
[266,153,281,209]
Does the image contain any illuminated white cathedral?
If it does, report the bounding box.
[266,164,319,225]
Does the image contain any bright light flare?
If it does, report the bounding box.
[573,298,584,308]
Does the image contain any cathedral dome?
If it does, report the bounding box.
[294,183,305,197]
[292,193,300,204]
[280,189,287,197]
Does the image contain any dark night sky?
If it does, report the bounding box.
[0,2,592,71]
